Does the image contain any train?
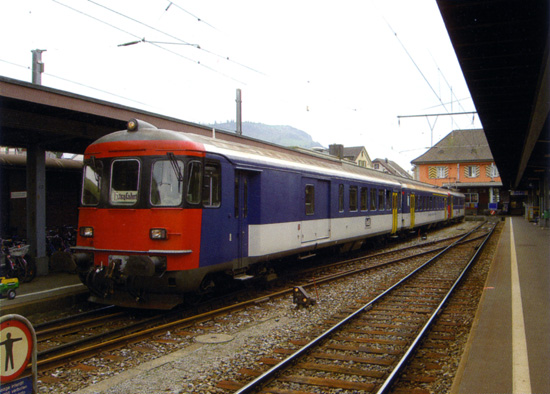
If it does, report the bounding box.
[73,119,465,309]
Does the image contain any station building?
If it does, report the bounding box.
[411,129,504,216]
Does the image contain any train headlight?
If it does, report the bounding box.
[150,228,167,240]
[79,226,94,238]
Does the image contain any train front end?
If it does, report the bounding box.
[73,119,206,309]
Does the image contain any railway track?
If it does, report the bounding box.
[29,222,487,380]
[218,221,496,394]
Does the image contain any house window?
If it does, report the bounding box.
[465,193,479,204]
[358,160,366,168]
[486,163,499,178]
[464,165,480,178]
[429,166,449,179]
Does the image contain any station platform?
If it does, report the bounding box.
[451,216,550,393]
[0,271,88,317]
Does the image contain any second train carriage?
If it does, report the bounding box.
[73,119,464,309]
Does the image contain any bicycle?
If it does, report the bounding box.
[46,226,76,273]
[1,239,36,283]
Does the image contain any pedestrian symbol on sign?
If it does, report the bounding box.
[1,332,23,371]
[0,316,35,385]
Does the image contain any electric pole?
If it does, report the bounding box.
[31,49,46,85]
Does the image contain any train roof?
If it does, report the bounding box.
[88,119,463,195]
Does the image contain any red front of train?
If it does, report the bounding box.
[73,119,206,308]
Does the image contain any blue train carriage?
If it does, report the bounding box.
[74,119,465,309]
[400,179,465,230]
[197,136,415,275]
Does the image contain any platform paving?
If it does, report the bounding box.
[0,271,87,317]
[451,217,550,394]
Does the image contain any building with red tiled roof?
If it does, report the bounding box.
[372,158,413,179]
[412,129,503,215]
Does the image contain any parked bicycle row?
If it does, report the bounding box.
[1,238,36,283]
[1,226,77,283]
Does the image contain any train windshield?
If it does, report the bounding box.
[110,159,140,205]
[151,159,184,206]
[82,164,101,206]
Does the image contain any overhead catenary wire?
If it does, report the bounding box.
[379,15,482,148]
[429,51,468,114]
[51,0,246,84]
[0,58,30,71]
[376,8,476,133]
[381,15,448,113]
[88,0,265,75]
[163,0,219,31]
[0,55,154,107]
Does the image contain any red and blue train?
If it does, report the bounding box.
[73,119,465,309]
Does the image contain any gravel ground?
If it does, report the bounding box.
[35,221,482,394]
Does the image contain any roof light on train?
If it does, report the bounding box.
[127,118,158,132]
[127,119,139,132]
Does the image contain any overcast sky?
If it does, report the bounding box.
[0,0,482,172]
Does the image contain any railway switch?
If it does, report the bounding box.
[293,286,316,307]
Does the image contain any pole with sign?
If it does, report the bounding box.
[0,315,37,393]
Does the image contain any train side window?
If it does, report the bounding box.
[360,187,368,211]
[151,159,184,206]
[370,188,377,211]
[349,186,358,212]
[338,184,344,212]
[186,161,202,204]
[378,189,385,211]
[305,185,315,215]
[82,164,101,206]
[386,190,392,210]
[110,159,140,206]
[203,162,221,208]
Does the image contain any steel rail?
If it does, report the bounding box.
[232,221,492,394]
[36,227,486,362]
[375,221,496,393]
[33,222,490,376]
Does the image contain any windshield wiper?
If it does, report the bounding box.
[167,152,184,191]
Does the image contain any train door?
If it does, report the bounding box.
[410,193,416,228]
[448,195,453,219]
[444,197,448,220]
[234,170,258,271]
[301,178,330,243]
[391,191,398,234]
